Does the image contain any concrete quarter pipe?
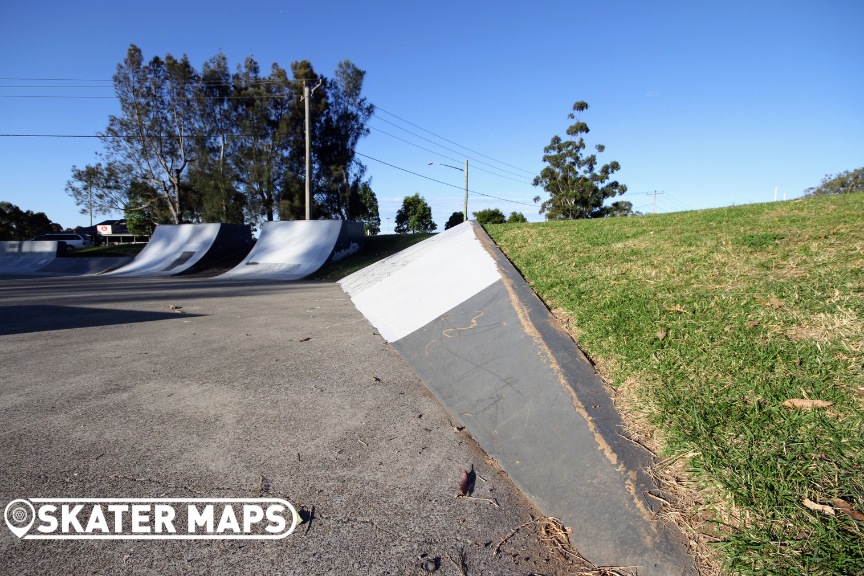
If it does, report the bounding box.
[107,224,251,278]
[219,220,364,281]
[0,241,63,275]
[341,222,696,576]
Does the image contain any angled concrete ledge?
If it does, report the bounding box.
[341,221,695,576]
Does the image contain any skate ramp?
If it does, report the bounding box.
[0,241,62,275]
[107,224,251,278]
[34,257,132,276]
[340,222,695,576]
[219,220,364,281]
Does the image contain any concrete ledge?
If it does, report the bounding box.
[342,222,695,575]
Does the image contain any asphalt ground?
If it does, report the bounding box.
[0,275,592,575]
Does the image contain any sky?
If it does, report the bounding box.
[1,0,862,234]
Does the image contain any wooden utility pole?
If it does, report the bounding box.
[303,79,323,220]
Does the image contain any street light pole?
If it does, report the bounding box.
[463,159,468,222]
[429,160,469,222]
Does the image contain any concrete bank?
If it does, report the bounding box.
[342,222,696,575]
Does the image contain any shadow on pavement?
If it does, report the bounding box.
[0,304,202,336]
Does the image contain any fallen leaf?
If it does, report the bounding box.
[371,376,382,383]
[299,337,311,342]
[782,399,834,410]
[803,498,835,516]
[458,469,471,496]
[832,498,864,522]
[769,296,783,309]
[656,331,667,341]
[745,320,761,328]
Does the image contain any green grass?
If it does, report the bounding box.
[486,195,864,575]
[70,243,147,257]
[311,232,434,281]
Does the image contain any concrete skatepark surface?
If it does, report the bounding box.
[342,222,696,575]
[220,220,364,281]
[0,275,592,575]
[107,224,251,278]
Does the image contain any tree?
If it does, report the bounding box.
[314,60,376,222]
[101,45,199,224]
[0,202,63,240]
[602,200,637,217]
[230,57,297,223]
[804,167,864,196]
[356,182,380,235]
[65,162,124,225]
[473,208,506,225]
[507,211,528,223]
[444,211,465,230]
[533,101,627,219]
[394,193,437,233]
[69,46,375,227]
[190,51,246,224]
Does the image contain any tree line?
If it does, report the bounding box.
[66,45,380,234]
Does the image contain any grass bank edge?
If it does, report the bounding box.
[485,195,864,575]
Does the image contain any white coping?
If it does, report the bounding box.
[219,220,344,280]
[340,222,501,342]
[106,224,222,277]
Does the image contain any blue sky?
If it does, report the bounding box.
[1,0,862,233]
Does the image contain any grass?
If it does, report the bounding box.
[485,194,864,575]
[311,232,434,281]
[69,243,147,257]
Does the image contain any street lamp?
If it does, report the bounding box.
[429,160,469,222]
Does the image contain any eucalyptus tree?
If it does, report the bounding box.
[65,162,125,225]
[100,44,199,224]
[228,57,296,223]
[190,52,245,224]
[314,60,375,220]
[533,101,627,219]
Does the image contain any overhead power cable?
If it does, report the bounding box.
[368,126,534,185]
[374,106,535,177]
[0,132,537,208]
[356,152,536,207]
[371,115,533,181]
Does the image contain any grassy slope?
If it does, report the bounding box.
[486,195,864,575]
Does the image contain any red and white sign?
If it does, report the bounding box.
[97,225,113,235]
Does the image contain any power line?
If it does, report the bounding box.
[368,126,534,185]
[371,115,533,181]
[0,131,538,207]
[374,106,535,177]
[0,77,113,82]
[0,95,115,99]
[356,152,536,207]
